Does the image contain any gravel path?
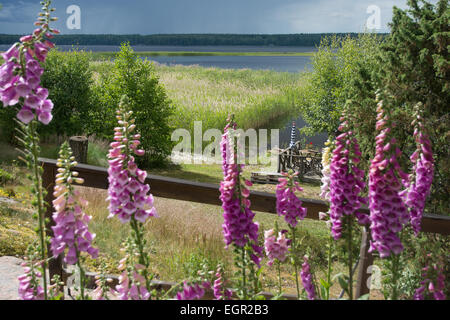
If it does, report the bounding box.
[0,256,24,300]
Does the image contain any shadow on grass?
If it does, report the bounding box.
[151,163,223,185]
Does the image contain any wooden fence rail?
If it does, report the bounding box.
[39,158,450,299]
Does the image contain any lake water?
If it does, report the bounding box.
[1,44,315,73]
[143,55,312,73]
[1,43,325,144]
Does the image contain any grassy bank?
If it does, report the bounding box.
[90,61,306,136]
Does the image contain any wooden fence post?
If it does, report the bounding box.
[69,136,88,164]
[42,160,64,294]
[355,227,374,299]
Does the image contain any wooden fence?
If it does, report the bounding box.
[40,158,450,300]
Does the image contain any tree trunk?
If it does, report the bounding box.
[69,136,88,164]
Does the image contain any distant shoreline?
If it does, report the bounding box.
[90,51,315,59]
[0,32,387,47]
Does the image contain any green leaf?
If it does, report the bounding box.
[320,278,331,290]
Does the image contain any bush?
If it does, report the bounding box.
[299,33,383,138]
[375,0,449,215]
[93,43,174,167]
[0,168,14,185]
[39,48,95,138]
[0,103,17,144]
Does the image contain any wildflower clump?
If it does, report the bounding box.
[264,229,290,267]
[50,142,98,264]
[368,96,410,258]
[219,115,262,299]
[401,103,434,235]
[300,256,316,300]
[328,113,367,240]
[107,96,158,300]
[213,265,232,300]
[276,171,307,227]
[0,0,59,125]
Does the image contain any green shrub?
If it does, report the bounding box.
[93,43,174,167]
[39,48,95,138]
[0,103,17,144]
[375,0,449,215]
[0,168,14,185]
[299,33,383,138]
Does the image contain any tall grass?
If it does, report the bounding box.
[156,64,305,133]
[90,61,306,137]
[76,185,332,294]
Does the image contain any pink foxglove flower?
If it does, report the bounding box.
[264,229,291,267]
[300,256,316,300]
[176,281,209,300]
[328,117,367,240]
[413,254,446,300]
[115,264,151,300]
[109,97,157,300]
[0,9,58,125]
[50,143,98,264]
[220,116,262,265]
[320,141,332,201]
[368,97,410,258]
[276,171,307,227]
[400,103,434,235]
[107,106,157,224]
[17,261,45,300]
[213,265,232,300]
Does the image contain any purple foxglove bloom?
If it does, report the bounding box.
[400,105,434,235]
[50,188,98,264]
[106,110,157,224]
[0,31,56,125]
[300,256,316,300]
[328,121,366,240]
[276,172,307,228]
[413,255,446,300]
[264,229,290,267]
[115,269,150,300]
[16,107,35,124]
[50,143,98,265]
[368,98,410,258]
[176,281,208,300]
[1,44,19,61]
[17,263,45,300]
[213,266,232,300]
[219,118,261,263]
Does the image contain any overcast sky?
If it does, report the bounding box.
[0,0,417,34]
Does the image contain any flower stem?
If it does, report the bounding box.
[241,246,247,299]
[75,256,86,300]
[326,235,333,300]
[30,120,48,300]
[277,260,282,296]
[347,216,353,300]
[130,217,152,295]
[290,225,300,299]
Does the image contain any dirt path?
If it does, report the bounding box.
[0,256,24,300]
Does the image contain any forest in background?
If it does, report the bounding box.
[0,33,387,46]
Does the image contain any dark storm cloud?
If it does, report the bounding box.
[0,0,415,34]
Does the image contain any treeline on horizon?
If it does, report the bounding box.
[0,33,388,46]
